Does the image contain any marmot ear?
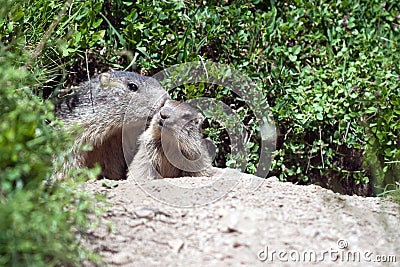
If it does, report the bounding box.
[99,72,111,85]
[99,72,111,83]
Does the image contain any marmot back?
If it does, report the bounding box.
[128,100,212,181]
[56,71,170,180]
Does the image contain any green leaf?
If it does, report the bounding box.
[137,47,150,58]
[293,45,301,55]
[365,107,377,114]
[288,54,297,62]
[102,179,119,189]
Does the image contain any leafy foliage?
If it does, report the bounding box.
[3,0,399,197]
[263,0,400,195]
[0,2,100,265]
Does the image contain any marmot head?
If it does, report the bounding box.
[150,100,204,146]
[97,71,170,124]
[129,99,213,178]
[60,71,170,130]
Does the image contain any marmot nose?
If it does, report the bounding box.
[160,106,174,119]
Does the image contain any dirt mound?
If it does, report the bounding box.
[83,169,399,266]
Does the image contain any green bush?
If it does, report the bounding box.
[263,0,400,195]
[0,3,100,265]
[5,0,399,196]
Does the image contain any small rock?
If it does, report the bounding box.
[114,235,128,243]
[134,206,155,219]
[111,252,134,265]
[219,212,240,233]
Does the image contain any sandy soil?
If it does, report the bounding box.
[83,168,399,266]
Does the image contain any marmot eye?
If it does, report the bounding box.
[127,82,139,92]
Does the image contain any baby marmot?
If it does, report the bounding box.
[128,100,212,180]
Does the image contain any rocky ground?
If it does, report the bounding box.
[82,168,399,266]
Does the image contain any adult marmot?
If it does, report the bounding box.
[56,71,169,180]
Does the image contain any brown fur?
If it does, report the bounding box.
[128,100,212,180]
[56,71,170,180]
